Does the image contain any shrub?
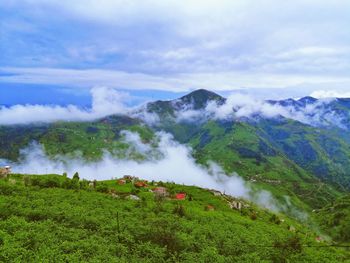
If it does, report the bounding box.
[23,176,31,186]
[45,176,61,188]
[272,235,303,262]
[250,212,257,220]
[173,204,186,217]
[96,182,109,193]
[270,214,281,225]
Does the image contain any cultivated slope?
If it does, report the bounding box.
[0,174,348,262]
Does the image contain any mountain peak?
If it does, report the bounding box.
[298,96,318,104]
[178,89,225,109]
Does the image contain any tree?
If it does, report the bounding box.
[73,172,80,181]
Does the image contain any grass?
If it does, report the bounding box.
[0,174,349,262]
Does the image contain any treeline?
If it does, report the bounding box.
[22,173,110,193]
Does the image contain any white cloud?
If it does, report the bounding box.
[120,130,153,156]
[310,90,350,99]
[175,93,348,129]
[2,0,350,89]
[8,131,283,211]
[2,67,350,93]
[0,67,189,92]
[0,86,162,125]
[0,87,128,125]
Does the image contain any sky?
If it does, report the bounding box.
[1,0,350,104]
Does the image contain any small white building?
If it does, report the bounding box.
[229,200,242,210]
[0,166,11,178]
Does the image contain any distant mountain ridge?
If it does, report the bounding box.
[146,89,350,131]
[142,90,350,196]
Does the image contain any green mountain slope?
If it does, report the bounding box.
[316,194,350,243]
[0,174,348,262]
[147,117,339,213]
[0,115,155,161]
[256,119,350,189]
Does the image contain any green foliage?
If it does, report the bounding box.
[96,182,109,193]
[316,194,350,243]
[0,174,348,262]
[72,172,80,181]
[173,204,186,217]
[272,235,303,263]
[2,91,350,259]
[0,117,155,161]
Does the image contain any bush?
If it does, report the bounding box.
[270,214,281,225]
[272,235,303,262]
[96,182,109,193]
[79,180,89,190]
[23,176,31,187]
[173,204,186,217]
[45,176,61,188]
[73,172,80,181]
[250,212,257,220]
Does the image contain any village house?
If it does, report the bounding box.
[134,181,148,188]
[110,192,119,198]
[123,175,133,180]
[210,190,222,196]
[152,187,168,197]
[123,175,139,183]
[117,179,126,185]
[229,200,242,210]
[175,193,186,200]
[88,180,97,188]
[263,179,281,185]
[0,166,11,179]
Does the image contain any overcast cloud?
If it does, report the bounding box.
[1,1,350,95]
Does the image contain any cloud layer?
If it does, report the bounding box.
[1,1,350,93]
[1,85,349,130]
[176,93,348,130]
[310,90,350,99]
[0,87,131,125]
[9,131,283,211]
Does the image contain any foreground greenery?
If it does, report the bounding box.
[0,174,349,262]
[316,194,350,243]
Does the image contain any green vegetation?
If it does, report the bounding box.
[183,120,342,210]
[316,195,350,243]
[0,174,348,262]
[0,116,155,161]
[1,90,350,260]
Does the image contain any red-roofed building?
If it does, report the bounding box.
[117,179,126,185]
[134,181,148,188]
[175,193,186,200]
